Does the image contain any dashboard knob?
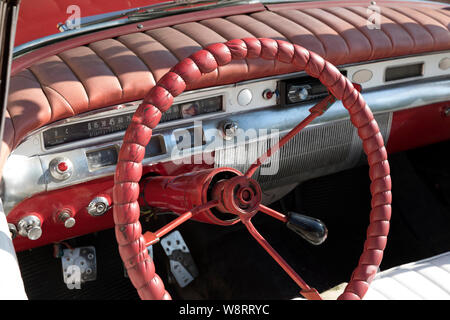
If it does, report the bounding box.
[17,215,42,240]
[49,157,73,181]
[262,89,276,100]
[57,209,76,228]
[443,107,450,117]
[297,87,309,100]
[439,57,450,70]
[87,196,110,216]
[221,121,239,140]
[287,85,311,103]
[8,223,17,240]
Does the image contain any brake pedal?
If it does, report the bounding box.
[161,230,199,287]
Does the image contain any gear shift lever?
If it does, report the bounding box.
[286,212,328,245]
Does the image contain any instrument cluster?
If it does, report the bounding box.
[42,96,223,149]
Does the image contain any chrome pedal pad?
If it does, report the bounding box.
[161,230,199,288]
[61,246,97,289]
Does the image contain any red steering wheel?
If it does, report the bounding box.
[113,38,392,300]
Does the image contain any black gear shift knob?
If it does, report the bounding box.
[286,212,328,245]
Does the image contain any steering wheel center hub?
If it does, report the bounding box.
[211,175,262,218]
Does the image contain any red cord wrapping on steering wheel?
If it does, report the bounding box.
[113,38,392,300]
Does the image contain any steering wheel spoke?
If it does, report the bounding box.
[258,204,288,222]
[245,85,362,178]
[242,218,322,300]
[245,94,336,178]
[143,200,219,246]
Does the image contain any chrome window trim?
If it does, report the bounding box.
[13,19,130,58]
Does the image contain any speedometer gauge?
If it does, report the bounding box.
[42,96,223,148]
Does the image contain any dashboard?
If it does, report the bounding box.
[4,50,450,252]
[4,51,450,251]
[2,0,450,251]
[5,52,450,204]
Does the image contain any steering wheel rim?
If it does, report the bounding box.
[113,38,392,300]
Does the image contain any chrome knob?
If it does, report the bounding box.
[297,87,309,100]
[17,215,42,240]
[64,217,76,228]
[221,121,239,140]
[58,209,76,228]
[8,223,17,240]
[87,197,110,216]
[287,85,311,103]
[49,157,73,181]
[443,107,450,117]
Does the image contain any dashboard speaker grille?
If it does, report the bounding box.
[214,112,391,190]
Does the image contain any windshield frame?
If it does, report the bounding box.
[0,0,20,154]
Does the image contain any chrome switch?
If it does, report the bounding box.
[87,197,110,216]
[57,209,76,228]
[17,215,42,240]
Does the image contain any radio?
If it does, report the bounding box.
[280,71,346,106]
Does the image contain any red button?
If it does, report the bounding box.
[263,89,274,100]
[57,162,68,172]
